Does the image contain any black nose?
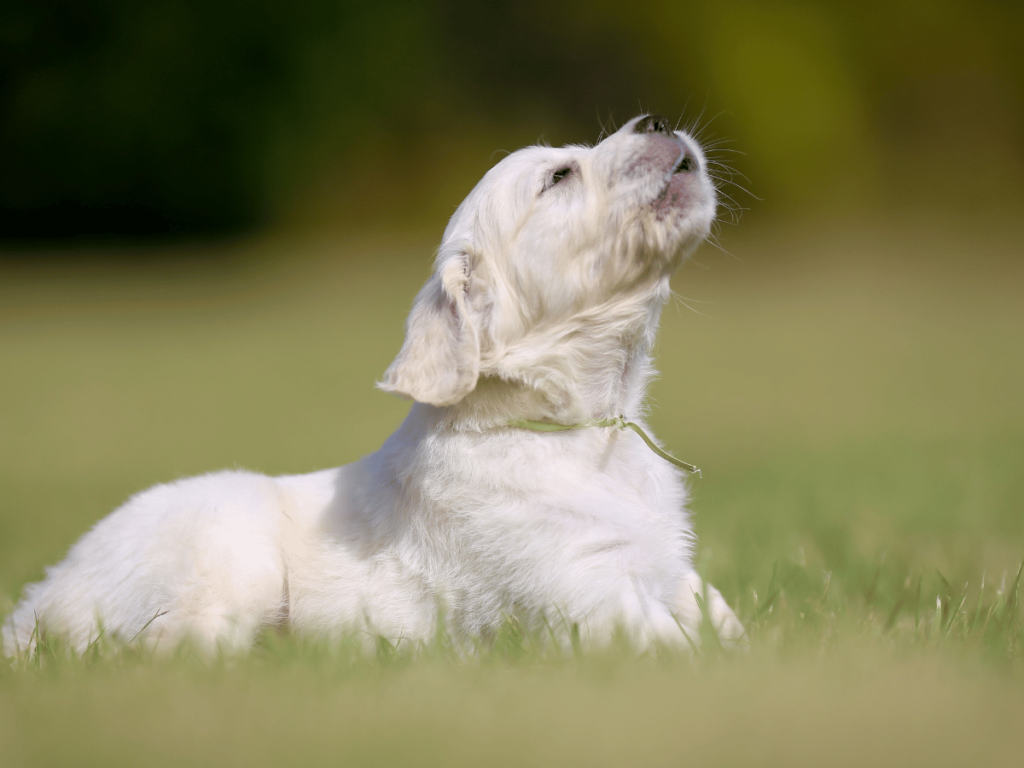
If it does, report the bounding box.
[633,114,673,135]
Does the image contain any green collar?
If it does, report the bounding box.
[506,415,701,477]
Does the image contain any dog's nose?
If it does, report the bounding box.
[633,115,673,136]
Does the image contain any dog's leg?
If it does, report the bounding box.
[573,581,712,652]
[142,600,277,657]
[675,571,747,649]
[3,470,289,658]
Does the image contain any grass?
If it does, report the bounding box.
[1,216,1023,766]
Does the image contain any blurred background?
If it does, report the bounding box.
[1,1,1023,621]
[2,0,1022,240]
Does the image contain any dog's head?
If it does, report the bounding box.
[380,115,717,411]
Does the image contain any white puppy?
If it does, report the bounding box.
[3,115,743,657]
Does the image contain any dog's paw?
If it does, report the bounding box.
[678,571,748,650]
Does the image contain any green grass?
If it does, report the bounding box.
[2,219,1023,766]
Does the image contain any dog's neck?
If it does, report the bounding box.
[443,293,666,431]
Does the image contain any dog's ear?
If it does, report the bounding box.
[378,247,482,406]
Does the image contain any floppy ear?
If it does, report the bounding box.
[378,248,482,406]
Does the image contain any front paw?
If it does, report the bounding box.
[678,571,747,650]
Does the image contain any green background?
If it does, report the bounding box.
[2,0,1022,239]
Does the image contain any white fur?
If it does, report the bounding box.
[3,116,743,657]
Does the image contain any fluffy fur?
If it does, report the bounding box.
[3,115,744,657]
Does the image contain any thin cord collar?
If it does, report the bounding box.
[506,415,701,477]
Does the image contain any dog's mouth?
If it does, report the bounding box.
[672,152,697,174]
[649,141,708,226]
[656,140,698,196]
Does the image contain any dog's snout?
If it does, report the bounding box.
[633,115,672,136]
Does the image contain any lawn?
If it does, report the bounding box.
[1,216,1022,766]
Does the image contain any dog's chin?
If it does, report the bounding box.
[652,170,703,219]
[645,177,713,270]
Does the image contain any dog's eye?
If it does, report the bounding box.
[551,166,573,184]
[542,165,576,194]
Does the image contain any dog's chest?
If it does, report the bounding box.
[407,430,693,583]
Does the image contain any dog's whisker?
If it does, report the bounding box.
[704,231,744,262]
[690,109,729,144]
[707,163,753,186]
[670,292,713,319]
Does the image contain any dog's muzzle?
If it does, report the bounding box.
[633,114,699,174]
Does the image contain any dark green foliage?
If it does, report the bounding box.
[3,1,1023,241]
[0,1,441,237]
